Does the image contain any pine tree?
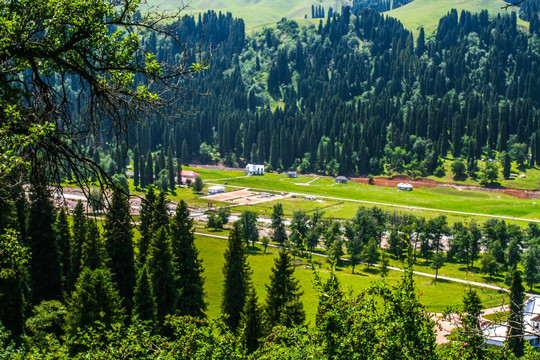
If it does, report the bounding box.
[153,191,170,232]
[222,221,251,331]
[170,200,206,318]
[146,226,178,322]
[104,188,135,313]
[145,151,153,186]
[508,270,525,358]
[55,208,71,291]
[167,146,175,191]
[132,264,157,323]
[241,286,263,354]
[28,189,62,304]
[240,210,259,248]
[82,220,103,270]
[138,187,156,265]
[69,200,86,292]
[265,250,305,329]
[181,139,189,165]
[270,203,287,245]
[133,145,140,187]
[65,267,125,337]
[461,287,484,359]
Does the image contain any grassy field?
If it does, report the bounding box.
[195,233,508,323]
[386,0,527,37]
[143,0,343,32]
[183,167,540,225]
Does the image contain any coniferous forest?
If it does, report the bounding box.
[2,0,540,358]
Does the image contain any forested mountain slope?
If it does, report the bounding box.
[119,7,539,181]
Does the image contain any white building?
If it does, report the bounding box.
[484,296,540,348]
[397,182,413,191]
[208,185,225,195]
[245,164,265,175]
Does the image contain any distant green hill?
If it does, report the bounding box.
[385,0,524,36]
[145,0,527,34]
[144,0,345,32]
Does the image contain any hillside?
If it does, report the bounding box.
[144,0,347,31]
[386,0,523,35]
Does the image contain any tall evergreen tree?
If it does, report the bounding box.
[133,145,140,187]
[145,151,153,186]
[508,270,525,358]
[82,220,104,270]
[153,191,170,231]
[461,287,484,359]
[240,210,259,248]
[104,188,136,313]
[69,200,86,292]
[132,264,157,323]
[241,286,263,354]
[167,146,176,191]
[222,221,251,331]
[270,203,287,245]
[55,208,71,291]
[170,200,206,318]
[65,267,125,337]
[138,187,156,265]
[146,226,178,322]
[28,189,62,304]
[265,250,305,329]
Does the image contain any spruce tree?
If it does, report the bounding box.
[241,286,263,354]
[28,189,62,304]
[222,221,251,331]
[508,270,525,358]
[132,264,157,323]
[69,200,86,292]
[138,187,156,265]
[170,200,206,317]
[461,287,484,359]
[82,220,103,270]
[265,250,305,329]
[270,203,287,245]
[133,145,140,187]
[145,151,153,186]
[146,226,178,322]
[167,146,175,191]
[65,267,125,337]
[153,191,170,232]
[55,208,71,291]
[104,188,136,313]
[240,210,259,248]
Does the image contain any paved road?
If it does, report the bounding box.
[206,183,540,223]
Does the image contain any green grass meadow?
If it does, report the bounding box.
[195,233,507,323]
[184,167,540,225]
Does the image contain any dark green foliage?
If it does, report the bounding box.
[240,210,259,248]
[65,267,125,338]
[430,252,445,281]
[167,146,175,191]
[222,222,251,331]
[132,265,157,323]
[217,206,230,227]
[55,208,71,291]
[460,288,484,359]
[138,188,156,265]
[25,300,66,347]
[133,145,140,187]
[270,203,287,245]
[264,250,305,329]
[508,270,525,358]
[69,200,86,292]
[192,175,204,193]
[479,160,500,186]
[241,286,263,354]
[481,250,499,278]
[82,220,104,270]
[146,226,178,322]
[28,189,62,304]
[104,188,135,313]
[170,200,206,318]
[289,210,308,249]
[523,246,540,290]
[153,191,170,231]
[451,158,466,179]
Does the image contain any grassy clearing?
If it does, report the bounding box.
[195,233,507,323]
[187,167,540,224]
[386,0,525,37]
[483,310,509,323]
[143,0,343,33]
